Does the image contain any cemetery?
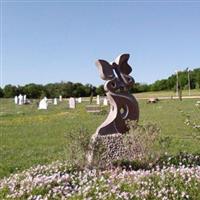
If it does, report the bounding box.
[0,53,200,200]
[1,1,200,199]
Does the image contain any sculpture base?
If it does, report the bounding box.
[89,133,143,168]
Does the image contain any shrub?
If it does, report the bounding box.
[153,152,200,169]
[64,127,91,167]
[124,120,161,161]
[182,104,200,139]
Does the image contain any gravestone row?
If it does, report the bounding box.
[14,94,27,105]
[14,94,108,110]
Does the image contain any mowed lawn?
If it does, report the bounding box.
[0,97,200,178]
[134,89,200,98]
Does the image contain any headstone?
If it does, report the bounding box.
[78,97,82,103]
[23,95,27,104]
[14,96,18,104]
[18,94,23,105]
[96,95,100,105]
[103,97,108,106]
[59,95,62,102]
[69,97,76,109]
[54,98,58,105]
[38,98,48,110]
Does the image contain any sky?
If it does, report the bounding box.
[0,0,200,87]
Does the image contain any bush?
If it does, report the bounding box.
[182,104,200,139]
[153,152,200,168]
[124,120,161,161]
[64,127,91,167]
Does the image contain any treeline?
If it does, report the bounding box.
[131,68,200,93]
[0,82,105,99]
[0,68,199,98]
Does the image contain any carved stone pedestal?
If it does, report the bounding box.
[91,134,143,168]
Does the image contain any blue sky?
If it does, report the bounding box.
[1,0,200,87]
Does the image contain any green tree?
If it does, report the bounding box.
[0,87,4,97]
[23,83,44,99]
[95,85,105,95]
[3,84,17,98]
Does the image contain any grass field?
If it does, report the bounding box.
[134,89,200,98]
[0,95,200,178]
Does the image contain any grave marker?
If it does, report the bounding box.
[18,94,23,105]
[96,95,100,105]
[78,97,82,103]
[69,97,76,109]
[103,97,108,106]
[38,97,48,110]
[23,95,27,104]
[54,98,58,105]
[14,96,18,104]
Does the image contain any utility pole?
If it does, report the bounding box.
[176,70,179,96]
[188,68,191,96]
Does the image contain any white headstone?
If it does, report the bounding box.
[96,95,100,105]
[78,97,82,103]
[69,97,76,109]
[59,95,62,102]
[23,95,26,104]
[18,94,23,105]
[14,96,18,104]
[103,97,108,106]
[38,98,48,110]
[54,98,58,105]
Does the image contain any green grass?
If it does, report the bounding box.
[134,89,200,98]
[0,96,200,178]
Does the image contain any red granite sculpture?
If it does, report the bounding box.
[95,54,139,135]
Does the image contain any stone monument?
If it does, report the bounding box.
[14,96,18,104]
[54,98,58,105]
[38,97,48,110]
[96,95,100,105]
[87,53,139,165]
[78,97,82,103]
[95,53,139,135]
[18,94,24,105]
[59,95,62,102]
[69,97,76,109]
[23,95,27,104]
[103,97,108,106]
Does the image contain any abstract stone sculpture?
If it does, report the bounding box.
[87,54,140,164]
[95,53,139,135]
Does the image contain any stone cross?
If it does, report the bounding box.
[95,54,139,135]
[69,97,76,109]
